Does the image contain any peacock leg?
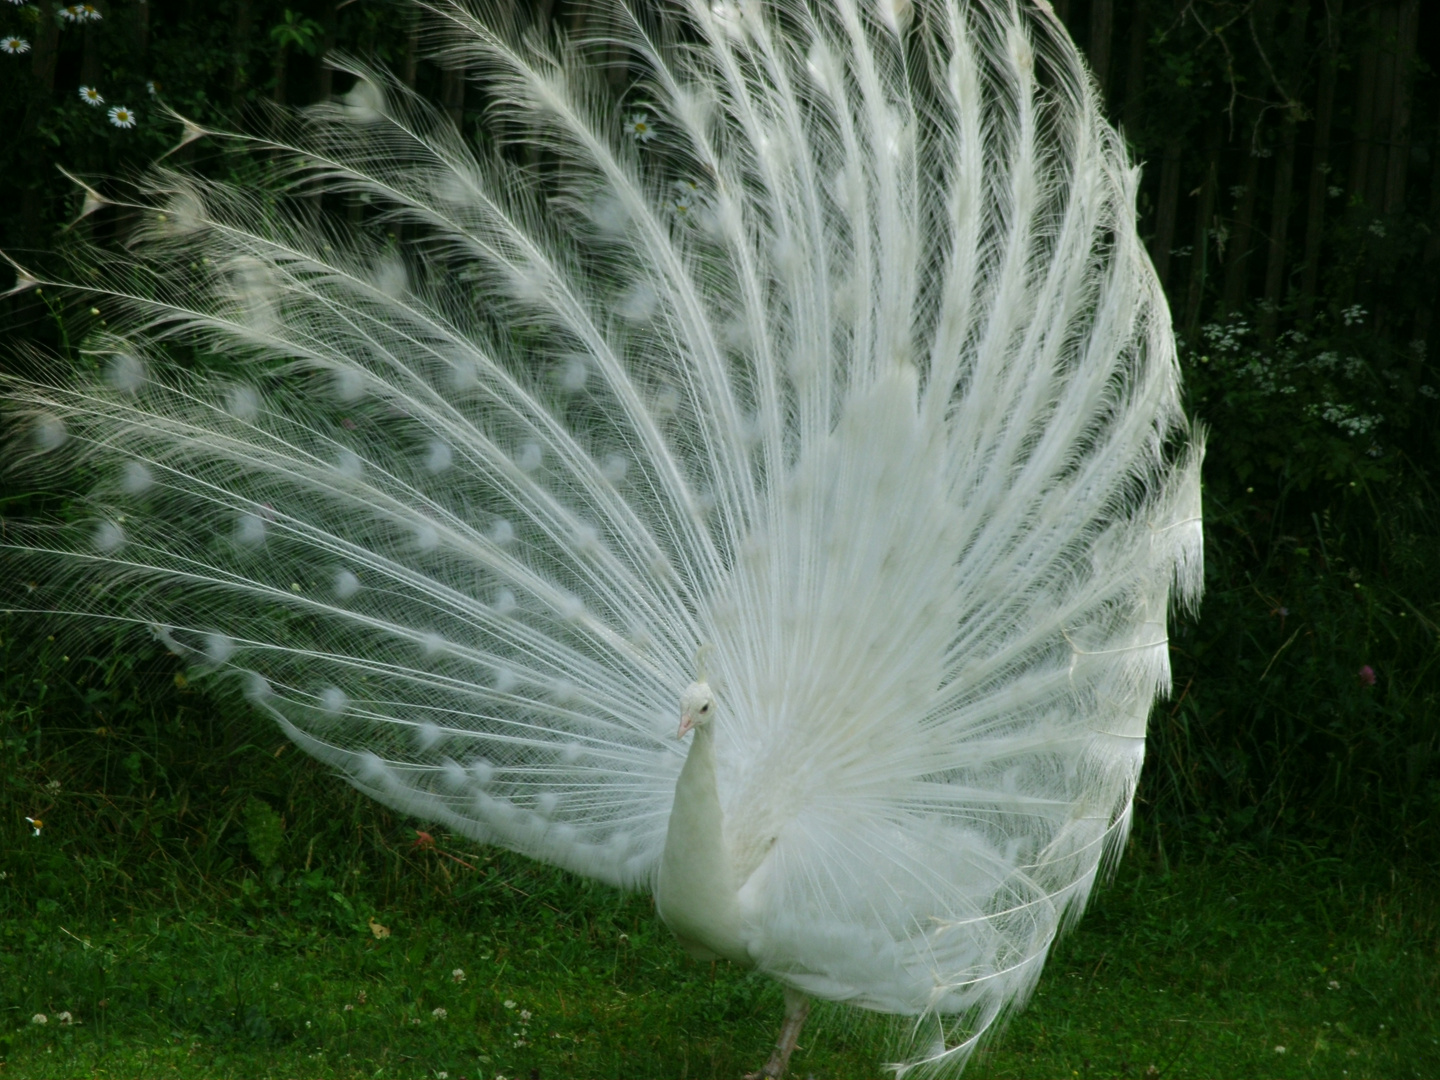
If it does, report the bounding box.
[751,986,811,1079]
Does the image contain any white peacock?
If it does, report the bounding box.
[2,0,1202,1074]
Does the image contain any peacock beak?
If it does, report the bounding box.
[677,713,695,739]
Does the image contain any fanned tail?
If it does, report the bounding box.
[2,1,1200,1074]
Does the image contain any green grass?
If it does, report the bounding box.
[2,844,1436,1079]
[1,628,1438,1078]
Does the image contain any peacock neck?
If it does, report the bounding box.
[657,723,750,964]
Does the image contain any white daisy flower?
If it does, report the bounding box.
[1,35,29,53]
[79,85,103,106]
[671,179,703,218]
[60,4,80,19]
[146,79,156,96]
[78,2,101,18]
[626,112,656,143]
[107,104,136,128]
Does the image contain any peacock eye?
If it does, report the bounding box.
[700,703,710,713]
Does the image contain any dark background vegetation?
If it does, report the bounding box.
[0,0,1436,1002]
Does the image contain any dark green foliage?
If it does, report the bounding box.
[1146,310,1440,860]
[242,796,284,870]
[0,621,486,920]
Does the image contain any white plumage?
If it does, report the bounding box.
[3,0,1202,1074]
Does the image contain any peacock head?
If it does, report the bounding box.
[677,680,715,739]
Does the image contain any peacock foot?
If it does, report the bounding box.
[745,986,811,1079]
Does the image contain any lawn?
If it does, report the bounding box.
[2,840,1436,1079]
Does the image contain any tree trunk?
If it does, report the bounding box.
[442,66,467,132]
[1347,13,1378,208]
[403,17,420,89]
[1221,149,1261,315]
[273,48,288,105]
[1298,0,1342,321]
[21,1,62,251]
[1258,0,1309,340]
[316,0,339,103]
[1089,0,1114,103]
[1364,3,1399,212]
[1383,0,1420,214]
[135,0,151,59]
[1150,136,1183,295]
[81,26,102,172]
[1411,122,1440,362]
[30,0,61,92]
[1261,122,1297,342]
[231,0,254,106]
[1183,121,1222,340]
[1122,0,1148,140]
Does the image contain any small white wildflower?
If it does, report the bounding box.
[519,1009,532,1021]
[31,1013,47,1025]
[1,35,30,53]
[59,4,80,19]
[108,105,136,129]
[626,112,656,143]
[56,1011,74,1024]
[451,968,466,983]
[437,1073,449,1079]
[79,85,104,106]
[671,179,701,218]
[1274,1046,1287,1054]
[146,80,156,96]
[77,2,101,19]
[343,1003,354,1012]
[503,999,516,1009]
[432,1007,448,1020]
